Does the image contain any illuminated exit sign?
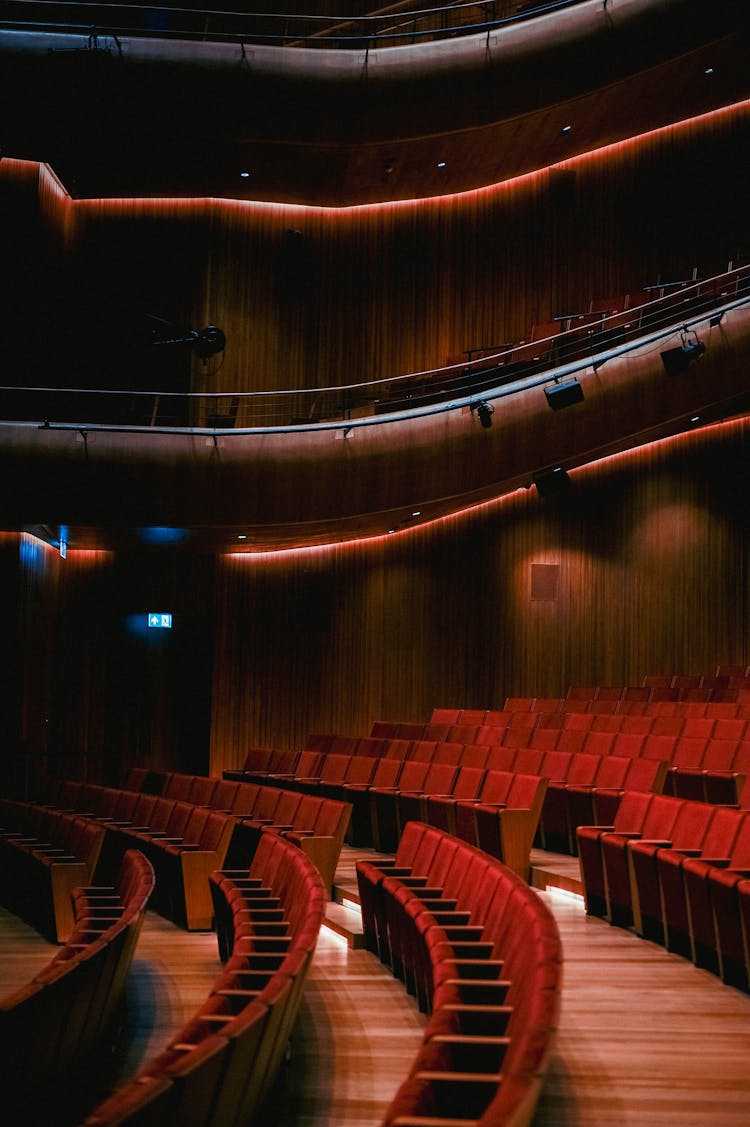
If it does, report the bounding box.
[148,613,173,629]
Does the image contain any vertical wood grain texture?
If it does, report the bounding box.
[208,419,750,774]
[2,104,748,407]
[3,539,217,793]
[2,419,748,784]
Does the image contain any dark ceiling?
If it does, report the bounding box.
[3,0,750,204]
[2,0,750,552]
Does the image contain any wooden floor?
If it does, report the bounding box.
[3,849,750,1126]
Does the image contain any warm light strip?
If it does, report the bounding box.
[32,97,750,216]
[320,922,351,945]
[545,885,585,907]
[226,414,749,559]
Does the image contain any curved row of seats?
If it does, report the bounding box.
[0,801,106,942]
[81,831,327,1127]
[577,794,750,991]
[246,752,548,877]
[227,740,669,864]
[429,695,750,724]
[151,770,350,886]
[32,774,350,919]
[240,704,750,815]
[0,849,155,1124]
[357,822,562,1126]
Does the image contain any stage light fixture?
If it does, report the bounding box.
[151,324,226,360]
[660,326,706,376]
[533,467,571,498]
[545,379,584,410]
[471,399,494,428]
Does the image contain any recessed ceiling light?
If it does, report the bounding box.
[690,416,700,423]
[561,125,572,134]
[240,171,250,178]
[412,510,421,517]
[238,534,247,540]
[388,528,396,534]
[437,161,446,169]
[704,67,714,75]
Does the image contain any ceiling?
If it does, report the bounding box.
[2,0,750,552]
[2,0,750,205]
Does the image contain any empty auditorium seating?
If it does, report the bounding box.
[0,803,106,942]
[82,832,326,1126]
[0,849,154,1122]
[357,823,562,1127]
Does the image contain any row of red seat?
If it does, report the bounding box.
[299,726,750,842]
[375,711,750,744]
[231,748,549,876]
[0,802,106,942]
[229,739,672,857]
[156,771,351,896]
[431,695,750,722]
[357,822,562,1126]
[431,687,748,724]
[35,773,351,907]
[0,849,154,1123]
[578,794,750,990]
[376,707,750,743]
[81,832,326,1126]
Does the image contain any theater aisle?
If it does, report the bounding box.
[534,887,750,1126]
[272,848,750,1127]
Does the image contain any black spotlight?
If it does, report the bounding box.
[533,466,571,497]
[661,327,706,376]
[472,399,494,428]
[191,325,227,360]
[151,323,227,360]
[545,379,584,410]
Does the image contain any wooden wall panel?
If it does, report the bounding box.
[3,103,748,408]
[5,539,216,795]
[209,419,750,773]
[3,420,747,784]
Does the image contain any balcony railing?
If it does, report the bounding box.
[1,265,748,436]
[1,0,584,50]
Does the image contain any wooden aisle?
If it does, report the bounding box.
[3,852,750,1126]
[532,887,750,1126]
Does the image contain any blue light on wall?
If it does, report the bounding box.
[148,613,173,629]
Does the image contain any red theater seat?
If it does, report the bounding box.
[577,790,655,918]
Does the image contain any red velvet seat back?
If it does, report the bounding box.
[513,749,544,774]
[271,790,303,825]
[624,757,666,793]
[565,752,603,785]
[483,746,518,772]
[342,757,378,785]
[589,755,630,789]
[642,734,678,761]
[408,740,438,762]
[364,758,403,788]
[383,739,413,760]
[671,737,708,768]
[431,743,463,765]
[539,751,573,781]
[477,770,514,805]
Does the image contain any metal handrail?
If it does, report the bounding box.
[1,265,748,435]
[0,0,584,49]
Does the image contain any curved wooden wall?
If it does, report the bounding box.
[3,0,748,201]
[3,415,748,784]
[207,417,750,771]
[3,100,749,399]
